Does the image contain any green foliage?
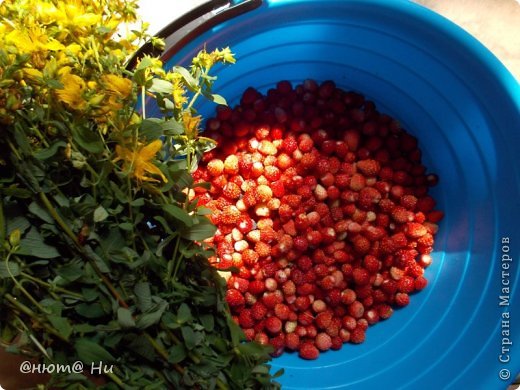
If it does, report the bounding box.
[0,0,281,388]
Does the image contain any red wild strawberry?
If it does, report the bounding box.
[414,276,428,290]
[242,249,259,266]
[357,187,382,209]
[351,235,370,254]
[248,280,266,295]
[237,216,254,234]
[300,153,318,168]
[285,333,300,350]
[239,309,256,328]
[404,222,428,238]
[224,155,239,175]
[391,206,414,224]
[264,165,281,181]
[270,180,285,198]
[258,140,277,156]
[226,289,245,307]
[207,159,224,177]
[427,210,444,223]
[356,159,380,176]
[416,196,436,213]
[274,303,291,320]
[259,227,276,243]
[299,342,319,360]
[255,241,271,258]
[294,295,311,311]
[376,304,393,320]
[262,291,282,309]
[250,302,268,320]
[398,276,415,293]
[282,137,298,153]
[220,205,241,225]
[326,289,342,307]
[315,332,332,351]
[349,326,366,344]
[298,135,314,153]
[348,301,365,319]
[315,311,333,329]
[394,292,410,307]
[228,276,249,293]
[265,316,282,334]
[282,280,296,296]
[222,182,241,200]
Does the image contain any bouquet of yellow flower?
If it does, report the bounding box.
[0,0,280,388]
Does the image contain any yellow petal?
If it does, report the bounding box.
[138,139,164,161]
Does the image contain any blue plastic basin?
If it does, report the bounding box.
[157,0,520,388]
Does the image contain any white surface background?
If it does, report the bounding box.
[135,0,519,80]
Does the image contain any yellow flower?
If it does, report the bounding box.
[182,111,201,140]
[56,73,87,111]
[114,140,167,183]
[216,47,236,64]
[170,73,187,109]
[101,74,133,99]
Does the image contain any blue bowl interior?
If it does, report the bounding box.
[155,0,520,388]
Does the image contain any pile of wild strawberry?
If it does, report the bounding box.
[193,79,443,360]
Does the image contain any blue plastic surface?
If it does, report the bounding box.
[156,0,520,388]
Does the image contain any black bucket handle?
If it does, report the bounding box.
[128,0,263,68]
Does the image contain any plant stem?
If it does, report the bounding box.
[20,272,85,300]
[142,332,184,375]
[5,252,49,314]
[105,371,125,388]
[4,294,68,342]
[166,234,181,282]
[39,192,79,246]
[39,191,130,308]
[141,86,146,119]
[0,198,5,244]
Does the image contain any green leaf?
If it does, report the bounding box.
[134,282,152,312]
[47,315,73,339]
[72,124,104,153]
[136,300,167,329]
[0,261,21,278]
[180,218,216,241]
[130,198,145,207]
[139,118,163,140]
[127,334,157,362]
[118,222,134,231]
[161,119,184,136]
[73,324,97,334]
[75,338,115,364]
[152,216,175,235]
[168,344,187,364]
[93,206,109,222]
[16,227,60,259]
[181,326,203,350]
[171,66,198,89]
[81,287,99,302]
[227,316,245,346]
[28,201,54,224]
[148,78,173,94]
[56,261,84,282]
[177,303,192,324]
[200,314,214,332]
[34,141,67,160]
[75,303,107,319]
[163,204,193,227]
[6,216,30,236]
[117,308,136,328]
[209,93,227,106]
